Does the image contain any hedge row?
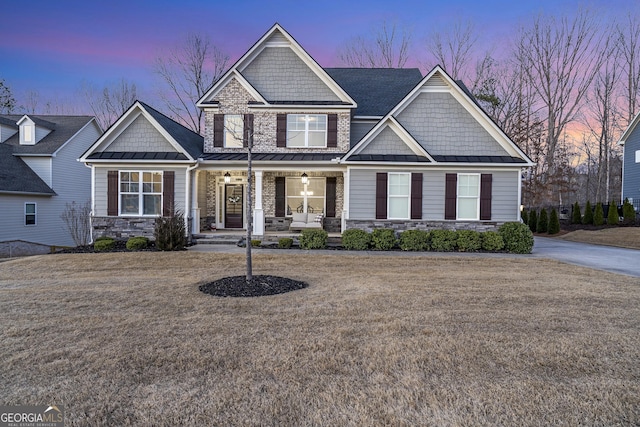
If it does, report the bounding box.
[341,222,533,254]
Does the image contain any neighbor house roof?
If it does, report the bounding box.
[0,115,97,155]
[0,144,55,195]
[324,68,423,117]
[137,102,204,159]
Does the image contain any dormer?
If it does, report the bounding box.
[16,115,55,145]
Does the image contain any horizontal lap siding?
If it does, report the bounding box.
[490,170,519,221]
[349,169,377,219]
[423,171,445,219]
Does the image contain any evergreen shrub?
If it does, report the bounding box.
[398,229,429,251]
[548,208,560,235]
[593,203,604,226]
[126,236,149,250]
[498,222,534,254]
[299,229,328,249]
[429,229,457,252]
[456,230,481,252]
[537,208,548,233]
[342,229,371,250]
[371,228,397,251]
[528,210,538,233]
[582,201,593,225]
[481,231,504,251]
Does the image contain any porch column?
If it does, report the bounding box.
[253,170,265,236]
[342,168,350,232]
[192,170,200,234]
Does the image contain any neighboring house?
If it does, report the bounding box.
[619,111,640,212]
[81,23,533,240]
[0,114,102,255]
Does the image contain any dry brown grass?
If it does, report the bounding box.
[558,227,640,250]
[1,252,639,426]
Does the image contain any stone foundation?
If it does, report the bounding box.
[345,220,501,233]
[265,216,342,233]
[92,216,157,240]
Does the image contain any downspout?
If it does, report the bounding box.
[83,162,95,244]
[185,161,199,240]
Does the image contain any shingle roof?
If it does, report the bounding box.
[324,68,423,117]
[1,115,96,155]
[0,144,55,195]
[0,116,18,128]
[138,102,204,159]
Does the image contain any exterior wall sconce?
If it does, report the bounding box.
[301,172,308,184]
[224,172,231,183]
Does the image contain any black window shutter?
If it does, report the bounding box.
[107,170,118,216]
[327,114,338,147]
[445,173,457,220]
[276,114,287,147]
[480,174,492,220]
[213,114,224,147]
[275,177,286,217]
[326,177,337,217]
[163,171,175,217]
[243,114,253,148]
[376,172,388,219]
[411,173,423,220]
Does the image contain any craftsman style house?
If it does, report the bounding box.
[0,114,101,255]
[81,23,533,240]
[619,111,640,212]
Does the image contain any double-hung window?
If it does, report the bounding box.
[25,203,36,226]
[287,114,327,147]
[388,173,411,219]
[224,115,243,147]
[119,171,162,216]
[457,173,480,220]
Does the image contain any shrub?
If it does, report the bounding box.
[593,202,604,226]
[537,208,548,233]
[126,236,149,251]
[278,238,293,249]
[399,229,429,251]
[528,210,538,233]
[607,201,619,225]
[572,202,582,224]
[371,228,397,251]
[521,208,529,225]
[299,229,328,249]
[155,210,187,251]
[95,236,113,242]
[548,208,560,235]
[456,230,481,252]
[582,201,593,225]
[251,239,262,247]
[623,198,636,225]
[429,229,457,252]
[499,222,534,254]
[342,229,371,251]
[94,237,115,252]
[481,231,504,251]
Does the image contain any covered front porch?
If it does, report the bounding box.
[191,167,346,236]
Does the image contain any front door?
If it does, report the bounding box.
[225,184,243,228]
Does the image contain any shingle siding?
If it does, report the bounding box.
[241,47,341,102]
[359,126,416,156]
[623,125,640,208]
[396,92,508,156]
[104,114,176,152]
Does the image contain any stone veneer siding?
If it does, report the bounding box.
[345,220,502,233]
[92,217,157,240]
[204,78,350,153]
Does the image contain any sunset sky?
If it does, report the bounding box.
[1,0,635,113]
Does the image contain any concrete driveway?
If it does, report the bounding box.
[532,237,640,278]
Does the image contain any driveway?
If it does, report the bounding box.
[188,237,640,278]
[532,237,640,278]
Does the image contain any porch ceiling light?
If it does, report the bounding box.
[224,172,231,183]
[301,172,308,184]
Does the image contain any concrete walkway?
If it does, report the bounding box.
[188,236,640,278]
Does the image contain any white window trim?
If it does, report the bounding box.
[635,149,640,163]
[285,177,326,215]
[24,202,37,226]
[387,172,411,220]
[118,171,163,217]
[224,114,244,148]
[457,173,480,221]
[287,114,328,148]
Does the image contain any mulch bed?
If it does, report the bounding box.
[199,275,308,297]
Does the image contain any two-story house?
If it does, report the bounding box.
[81,23,533,241]
[0,114,101,255]
[619,111,640,212]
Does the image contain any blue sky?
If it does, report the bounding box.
[1,0,634,111]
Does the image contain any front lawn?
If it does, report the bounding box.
[1,252,639,425]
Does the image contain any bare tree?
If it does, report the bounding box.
[0,79,16,114]
[426,20,477,80]
[154,33,229,134]
[61,201,92,247]
[617,12,640,123]
[22,90,39,114]
[339,21,411,68]
[81,78,137,130]
[515,9,605,201]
